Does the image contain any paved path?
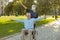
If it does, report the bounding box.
[1,19,60,40]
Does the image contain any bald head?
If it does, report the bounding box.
[26,13,31,19]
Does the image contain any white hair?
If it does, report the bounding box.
[32,5,36,10]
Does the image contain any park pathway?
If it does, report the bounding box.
[1,19,60,40]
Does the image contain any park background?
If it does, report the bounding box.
[0,0,60,39]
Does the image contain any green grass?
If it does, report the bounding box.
[36,18,55,26]
[0,16,55,38]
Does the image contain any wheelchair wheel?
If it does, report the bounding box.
[32,30,38,40]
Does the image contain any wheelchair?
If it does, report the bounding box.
[24,29,38,40]
[25,29,38,40]
[32,29,37,40]
[21,24,38,40]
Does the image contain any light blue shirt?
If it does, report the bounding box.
[14,17,44,30]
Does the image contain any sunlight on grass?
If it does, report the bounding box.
[0,18,10,24]
[0,16,26,24]
[18,16,26,18]
[8,30,14,33]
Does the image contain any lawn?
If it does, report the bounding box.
[0,16,55,38]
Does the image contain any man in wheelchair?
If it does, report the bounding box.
[12,13,45,40]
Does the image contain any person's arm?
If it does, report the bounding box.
[11,18,24,22]
[20,2,27,9]
[34,16,45,21]
[14,19,24,22]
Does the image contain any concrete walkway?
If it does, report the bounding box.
[1,19,60,40]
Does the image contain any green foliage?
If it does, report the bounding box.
[4,2,13,16]
[4,0,60,15]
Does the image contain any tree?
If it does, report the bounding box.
[4,0,60,16]
[4,2,13,16]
